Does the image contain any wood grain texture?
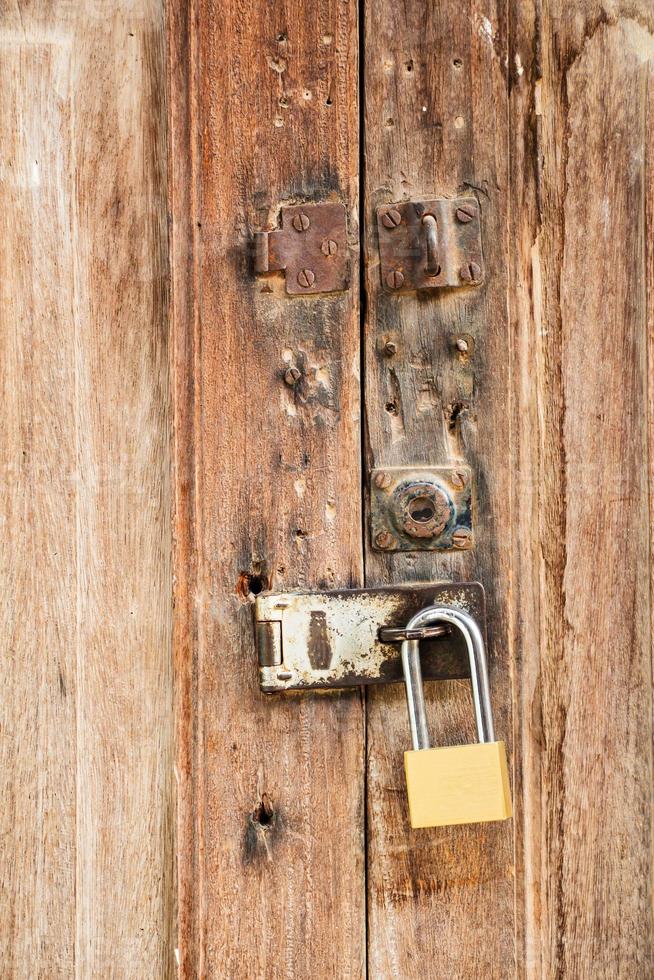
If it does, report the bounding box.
[362,1,515,975]
[0,2,174,976]
[167,0,365,975]
[510,3,654,976]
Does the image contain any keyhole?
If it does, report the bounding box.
[408,496,436,523]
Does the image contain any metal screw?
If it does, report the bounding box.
[375,530,396,550]
[292,213,311,232]
[374,471,392,490]
[321,238,338,256]
[297,268,316,288]
[455,337,469,353]
[383,340,397,357]
[451,527,472,549]
[450,471,466,489]
[459,261,482,283]
[381,208,402,229]
[284,366,301,386]
[455,203,477,223]
[386,270,404,289]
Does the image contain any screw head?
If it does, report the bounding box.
[385,270,405,289]
[381,208,402,229]
[321,238,338,256]
[459,261,482,283]
[292,213,311,232]
[383,340,397,357]
[374,471,392,490]
[455,336,469,353]
[375,530,396,550]
[451,527,472,549]
[455,203,477,223]
[450,471,466,489]
[297,268,316,288]
[284,366,301,386]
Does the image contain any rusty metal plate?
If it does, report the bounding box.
[254,202,350,295]
[376,197,484,292]
[370,466,473,552]
[255,582,485,692]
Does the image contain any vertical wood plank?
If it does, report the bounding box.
[167,0,365,975]
[0,16,77,974]
[362,1,515,975]
[510,4,654,976]
[0,2,174,975]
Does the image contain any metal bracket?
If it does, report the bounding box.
[255,582,485,692]
[371,466,473,552]
[376,197,484,292]
[255,202,350,295]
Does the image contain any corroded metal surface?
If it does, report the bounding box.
[255,582,485,692]
[370,466,473,552]
[376,197,484,292]
[254,202,350,295]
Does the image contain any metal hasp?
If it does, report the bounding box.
[254,201,350,295]
[255,582,485,692]
[371,466,473,552]
[376,197,484,292]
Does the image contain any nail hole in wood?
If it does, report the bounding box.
[236,572,268,600]
[446,401,465,433]
[253,795,274,826]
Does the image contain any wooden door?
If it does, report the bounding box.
[168,1,653,977]
[1,1,650,976]
[168,0,654,980]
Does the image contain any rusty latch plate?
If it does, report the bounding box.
[376,197,484,292]
[255,202,350,295]
[255,582,485,692]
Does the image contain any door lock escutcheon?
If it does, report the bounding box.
[371,466,473,552]
[376,197,484,292]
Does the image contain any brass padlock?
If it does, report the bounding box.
[401,605,512,829]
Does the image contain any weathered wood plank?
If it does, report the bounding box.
[510,5,654,976]
[0,16,77,974]
[167,0,365,975]
[362,0,515,975]
[0,2,174,975]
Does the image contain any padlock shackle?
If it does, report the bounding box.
[401,605,495,750]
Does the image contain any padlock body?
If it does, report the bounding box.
[404,740,512,828]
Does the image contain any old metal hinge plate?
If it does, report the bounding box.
[255,201,350,295]
[376,197,484,292]
[255,582,485,692]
